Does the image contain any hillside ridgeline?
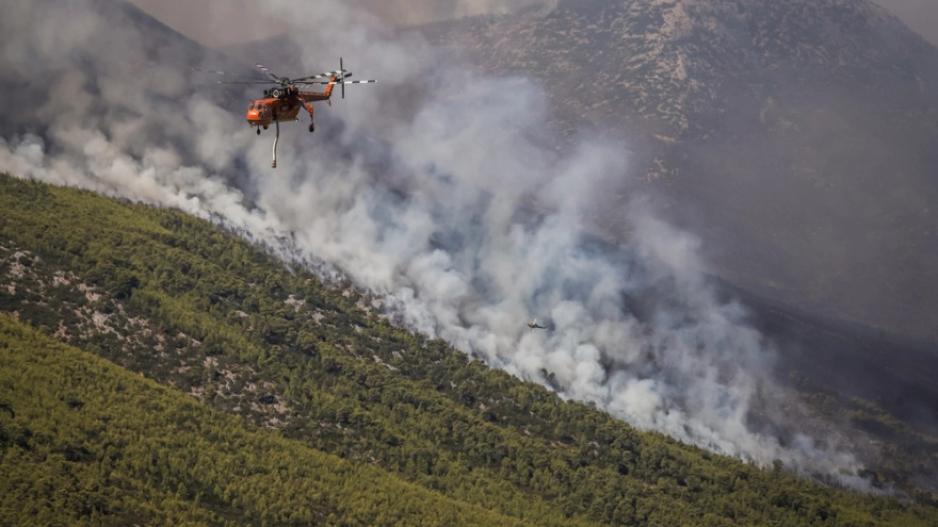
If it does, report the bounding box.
[1,174,935,526]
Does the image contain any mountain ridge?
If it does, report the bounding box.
[418,0,938,343]
[3,1,938,522]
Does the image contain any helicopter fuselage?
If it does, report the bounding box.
[245,96,301,127]
[245,79,336,129]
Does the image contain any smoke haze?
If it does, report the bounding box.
[126,0,558,47]
[0,0,870,486]
[875,0,938,46]
[128,0,938,48]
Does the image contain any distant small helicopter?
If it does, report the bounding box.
[218,58,375,168]
[528,319,548,330]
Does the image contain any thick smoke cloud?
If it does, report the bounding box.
[0,0,869,487]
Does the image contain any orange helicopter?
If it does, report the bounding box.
[220,58,375,167]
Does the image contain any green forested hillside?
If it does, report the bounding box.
[0,173,935,526]
[0,315,543,526]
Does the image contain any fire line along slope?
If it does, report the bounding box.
[1,174,937,525]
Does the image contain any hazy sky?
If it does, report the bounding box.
[127,0,287,47]
[130,0,938,48]
[875,0,938,45]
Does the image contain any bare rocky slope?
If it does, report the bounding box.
[420,0,938,343]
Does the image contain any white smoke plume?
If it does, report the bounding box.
[351,0,559,25]
[0,0,869,486]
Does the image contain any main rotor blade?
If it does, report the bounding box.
[290,69,350,83]
[193,67,273,86]
[191,66,229,76]
[300,80,376,86]
[255,63,284,83]
[217,80,277,85]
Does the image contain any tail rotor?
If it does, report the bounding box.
[308,57,375,99]
[293,58,374,98]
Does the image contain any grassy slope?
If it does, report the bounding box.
[0,174,935,526]
[0,314,534,527]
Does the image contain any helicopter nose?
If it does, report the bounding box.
[246,109,261,122]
